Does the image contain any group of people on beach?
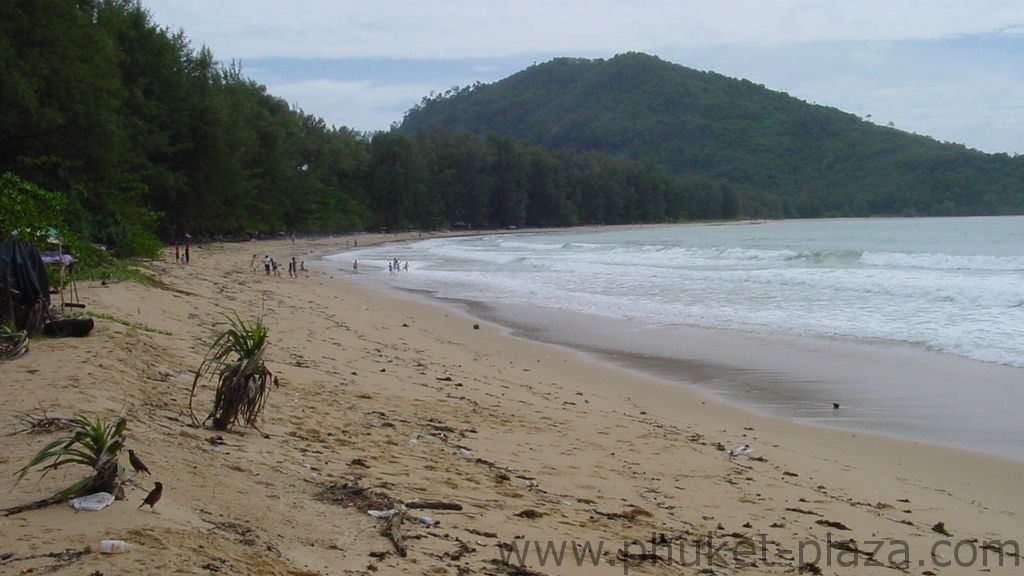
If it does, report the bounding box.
[253,254,303,278]
[349,258,410,274]
[388,258,408,274]
[173,244,190,264]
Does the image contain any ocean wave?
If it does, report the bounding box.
[332,217,1024,369]
[860,251,1024,271]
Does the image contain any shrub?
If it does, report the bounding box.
[14,415,127,499]
[189,313,278,431]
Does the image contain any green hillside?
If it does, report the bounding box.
[399,53,1024,217]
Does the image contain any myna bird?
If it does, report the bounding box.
[128,449,151,475]
[138,482,163,510]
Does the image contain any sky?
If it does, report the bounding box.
[140,1,1024,154]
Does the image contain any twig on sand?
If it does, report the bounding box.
[381,511,407,557]
[404,499,463,511]
[485,558,550,575]
[0,547,86,572]
[8,410,76,436]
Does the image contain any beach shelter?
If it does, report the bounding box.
[0,235,51,334]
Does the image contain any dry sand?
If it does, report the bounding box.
[1,234,1022,576]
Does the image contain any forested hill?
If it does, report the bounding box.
[399,53,1024,217]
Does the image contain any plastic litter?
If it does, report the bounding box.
[368,508,399,519]
[69,492,115,511]
[416,515,437,526]
[457,448,473,459]
[98,539,131,553]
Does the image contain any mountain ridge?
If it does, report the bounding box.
[399,52,1024,217]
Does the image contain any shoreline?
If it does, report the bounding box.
[337,259,1024,464]
[325,224,1024,463]
[1,234,1022,575]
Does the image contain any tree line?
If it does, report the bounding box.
[1,1,737,258]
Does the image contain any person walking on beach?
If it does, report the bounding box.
[352,259,358,273]
[251,254,258,273]
[263,255,271,276]
[174,245,180,263]
[184,244,190,264]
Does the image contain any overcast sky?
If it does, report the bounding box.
[141,1,1024,154]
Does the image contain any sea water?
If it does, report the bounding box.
[327,217,1024,459]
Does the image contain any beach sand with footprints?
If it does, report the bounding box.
[1,233,1022,575]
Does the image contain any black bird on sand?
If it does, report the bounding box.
[128,449,151,475]
[139,482,163,510]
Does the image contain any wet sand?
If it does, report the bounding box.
[448,300,1024,461]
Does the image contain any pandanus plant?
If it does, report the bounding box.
[15,414,127,499]
[189,313,278,431]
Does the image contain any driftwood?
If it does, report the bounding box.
[2,495,70,517]
[380,511,407,557]
[405,500,463,511]
[616,548,664,563]
[815,519,851,531]
[0,548,87,573]
[485,559,549,576]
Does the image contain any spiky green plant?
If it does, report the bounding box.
[0,322,28,360]
[14,415,127,498]
[189,313,278,431]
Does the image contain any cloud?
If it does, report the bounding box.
[146,1,1024,60]
[265,78,437,132]
[142,1,1024,151]
[240,56,542,132]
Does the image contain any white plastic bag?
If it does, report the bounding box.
[69,492,115,511]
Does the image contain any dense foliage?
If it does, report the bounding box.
[0,1,740,257]
[2,0,372,253]
[4,6,1023,257]
[401,53,1024,218]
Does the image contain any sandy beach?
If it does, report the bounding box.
[1,234,1022,575]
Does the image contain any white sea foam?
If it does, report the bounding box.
[338,217,1024,368]
[860,251,1024,271]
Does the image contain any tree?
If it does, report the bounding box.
[0,172,68,242]
[486,134,528,228]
